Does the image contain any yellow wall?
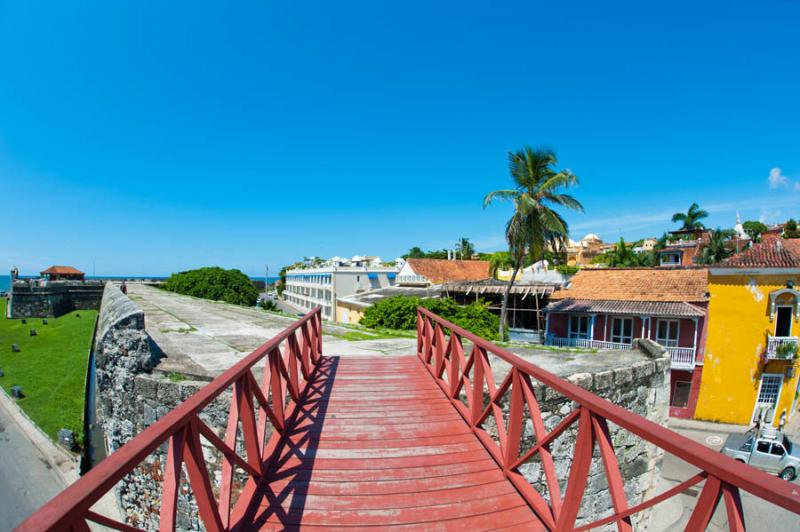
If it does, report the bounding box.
[335,303,365,325]
[696,274,800,426]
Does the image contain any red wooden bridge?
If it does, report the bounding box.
[19,307,800,531]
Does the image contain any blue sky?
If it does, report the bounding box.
[1,1,799,276]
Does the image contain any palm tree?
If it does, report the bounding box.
[487,251,514,278]
[671,202,709,230]
[698,228,734,264]
[456,238,475,260]
[484,146,583,340]
[595,238,639,267]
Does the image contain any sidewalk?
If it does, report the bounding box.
[0,387,78,484]
[669,412,800,437]
[0,387,123,528]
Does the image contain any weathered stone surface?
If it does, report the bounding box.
[8,279,104,318]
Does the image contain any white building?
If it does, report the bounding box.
[283,259,399,320]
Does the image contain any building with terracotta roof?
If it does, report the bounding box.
[656,230,710,267]
[396,258,490,286]
[40,265,85,281]
[695,238,800,428]
[543,267,709,418]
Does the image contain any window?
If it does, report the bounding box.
[657,319,680,347]
[756,441,771,454]
[611,317,633,344]
[770,443,786,457]
[671,381,691,408]
[569,315,590,339]
[660,252,681,266]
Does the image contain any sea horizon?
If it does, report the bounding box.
[0,274,280,293]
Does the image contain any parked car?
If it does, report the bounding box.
[722,427,800,481]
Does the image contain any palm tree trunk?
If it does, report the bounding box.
[499,260,522,341]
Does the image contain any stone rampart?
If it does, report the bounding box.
[9,279,105,318]
[94,284,234,530]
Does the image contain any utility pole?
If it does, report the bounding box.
[265,264,269,294]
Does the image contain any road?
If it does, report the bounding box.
[655,423,799,531]
[0,403,66,531]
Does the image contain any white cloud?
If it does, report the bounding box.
[768,167,788,188]
[795,182,800,191]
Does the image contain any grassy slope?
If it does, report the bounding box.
[0,298,96,441]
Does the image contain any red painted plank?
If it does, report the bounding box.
[250,493,530,526]
[265,459,498,482]
[251,506,543,531]
[261,469,507,496]
[252,481,518,511]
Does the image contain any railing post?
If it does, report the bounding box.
[471,346,484,426]
[555,407,594,531]
[159,424,187,532]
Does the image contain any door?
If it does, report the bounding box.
[752,374,784,424]
[749,440,774,470]
[775,306,793,337]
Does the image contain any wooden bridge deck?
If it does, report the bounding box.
[239,355,544,530]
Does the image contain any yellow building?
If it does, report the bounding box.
[695,238,800,427]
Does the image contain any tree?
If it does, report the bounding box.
[403,246,425,259]
[742,220,768,242]
[163,267,259,306]
[697,228,735,264]
[593,238,640,267]
[783,219,800,239]
[456,238,475,260]
[671,202,709,230]
[484,146,583,340]
[486,251,514,278]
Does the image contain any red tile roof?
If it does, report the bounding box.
[546,299,706,318]
[407,259,490,284]
[40,265,85,275]
[716,238,800,269]
[549,268,708,302]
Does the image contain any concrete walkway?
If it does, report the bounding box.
[126,285,418,378]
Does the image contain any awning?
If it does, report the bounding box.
[544,299,705,318]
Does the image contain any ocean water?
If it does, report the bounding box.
[0,274,278,293]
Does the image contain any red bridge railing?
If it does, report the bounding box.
[17,308,323,532]
[416,307,800,531]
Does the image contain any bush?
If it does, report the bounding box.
[555,264,580,276]
[163,267,259,306]
[361,296,500,340]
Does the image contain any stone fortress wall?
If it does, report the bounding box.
[493,339,670,530]
[93,283,670,530]
[8,279,105,318]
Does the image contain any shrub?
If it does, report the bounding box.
[163,267,259,306]
[361,296,499,340]
[555,264,579,276]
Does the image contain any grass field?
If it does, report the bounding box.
[0,298,96,442]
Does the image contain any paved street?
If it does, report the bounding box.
[653,420,800,531]
[0,403,67,531]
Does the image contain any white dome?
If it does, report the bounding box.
[582,233,602,242]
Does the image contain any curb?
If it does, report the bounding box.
[0,386,79,486]
[667,417,750,434]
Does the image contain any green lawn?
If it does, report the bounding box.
[0,298,96,442]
